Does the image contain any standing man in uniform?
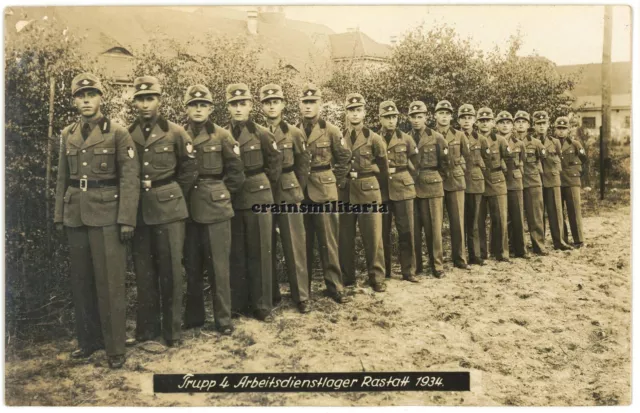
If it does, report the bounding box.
[128,76,198,347]
[434,100,470,270]
[225,83,283,322]
[476,108,510,262]
[458,104,488,266]
[555,116,587,248]
[259,83,312,313]
[408,101,449,278]
[55,73,139,368]
[534,111,573,251]
[182,85,244,335]
[297,83,352,303]
[378,101,419,283]
[339,93,389,292]
[496,111,528,258]
[516,110,548,256]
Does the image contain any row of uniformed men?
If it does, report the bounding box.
[54,72,586,369]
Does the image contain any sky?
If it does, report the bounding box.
[277,5,632,66]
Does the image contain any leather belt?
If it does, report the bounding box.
[349,171,376,179]
[70,178,118,191]
[141,176,175,190]
[389,166,408,174]
[420,167,439,171]
[310,165,331,172]
[282,166,295,173]
[491,167,503,172]
[198,173,224,180]
[245,168,265,177]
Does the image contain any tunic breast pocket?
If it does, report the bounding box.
[201,144,223,171]
[152,145,176,170]
[526,150,537,163]
[513,170,522,179]
[473,148,485,167]
[449,142,461,161]
[421,146,437,166]
[314,140,331,163]
[359,146,372,168]
[66,149,79,174]
[280,141,294,166]
[242,144,263,169]
[393,145,408,165]
[490,149,500,165]
[92,147,116,174]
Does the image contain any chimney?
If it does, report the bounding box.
[247,9,258,35]
[390,35,397,46]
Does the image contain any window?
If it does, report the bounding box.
[624,116,631,128]
[582,117,596,129]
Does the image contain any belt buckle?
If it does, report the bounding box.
[79,178,88,192]
[349,171,358,179]
[142,180,152,189]
[389,167,397,174]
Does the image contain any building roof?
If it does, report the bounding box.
[5,6,336,80]
[329,30,391,61]
[573,94,631,111]
[556,61,632,96]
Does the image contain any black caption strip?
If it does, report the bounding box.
[154,372,470,393]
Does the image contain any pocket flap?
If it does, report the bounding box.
[203,145,222,153]
[359,149,372,156]
[67,149,78,155]
[471,171,484,180]
[453,168,465,177]
[246,181,270,192]
[101,190,119,202]
[361,180,380,191]
[211,189,230,201]
[154,145,175,153]
[490,171,504,183]
[421,173,442,184]
[281,174,300,190]
[319,174,335,184]
[281,142,293,149]
[245,143,262,151]
[316,141,331,148]
[403,176,415,186]
[94,148,116,154]
[513,170,523,179]
[395,145,407,152]
[157,188,183,202]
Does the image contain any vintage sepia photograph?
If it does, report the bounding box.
[3,2,634,407]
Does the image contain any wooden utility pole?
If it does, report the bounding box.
[600,5,613,200]
[45,74,55,253]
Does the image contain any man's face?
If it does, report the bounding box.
[380,114,398,131]
[435,109,452,127]
[186,101,213,123]
[227,99,252,122]
[555,127,569,138]
[134,95,161,120]
[261,98,285,119]
[458,114,475,131]
[514,119,529,133]
[410,113,427,130]
[534,121,549,135]
[74,90,102,118]
[477,118,494,134]
[497,120,513,135]
[299,99,320,119]
[346,106,365,125]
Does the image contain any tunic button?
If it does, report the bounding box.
[145,188,150,192]
[114,194,118,198]
[151,134,156,138]
[291,183,294,187]
[82,162,87,166]
[170,194,174,198]
[259,185,264,189]
[144,175,149,178]
[144,149,149,152]
[194,150,197,153]
[164,147,168,151]
[194,185,198,189]
[144,162,149,166]
[103,149,108,153]
[82,150,86,153]
[82,175,87,178]
[250,146,255,149]
[221,194,225,198]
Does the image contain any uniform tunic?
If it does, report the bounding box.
[539,135,571,249]
[559,137,587,245]
[463,130,488,262]
[504,134,527,257]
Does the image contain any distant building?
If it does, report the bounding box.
[557,62,632,134]
[329,28,392,71]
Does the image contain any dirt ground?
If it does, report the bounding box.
[5,203,631,406]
